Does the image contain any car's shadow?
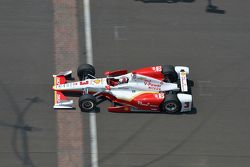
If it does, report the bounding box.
[105,107,197,115]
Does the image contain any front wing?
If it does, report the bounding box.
[53,71,73,109]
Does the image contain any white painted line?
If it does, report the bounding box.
[198,80,212,96]
[114,26,127,40]
[84,0,93,65]
[83,0,99,167]
[89,113,98,167]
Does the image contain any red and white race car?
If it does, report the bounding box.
[52,64,194,113]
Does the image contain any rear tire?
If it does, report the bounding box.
[77,64,95,80]
[162,65,178,83]
[79,94,97,112]
[161,94,181,113]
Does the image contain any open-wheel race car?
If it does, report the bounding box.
[52,64,194,113]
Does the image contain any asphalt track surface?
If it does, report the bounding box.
[0,0,250,167]
[90,0,250,167]
[0,0,56,167]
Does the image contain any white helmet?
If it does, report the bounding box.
[119,77,128,84]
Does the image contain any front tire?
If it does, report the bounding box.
[161,94,181,113]
[79,94,97,112]
[77,64,95,80]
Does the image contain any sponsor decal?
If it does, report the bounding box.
[93,79,101,84]
[136,77,145,81]
[57,93,61,103]
[180,71,188,92]
[124,107,130,111]
[144,80,161,91]
[65,83,72,87]
[137,101,159,108]
[180,73,187,86]
[57,84,66,88]
[181,71,186,76]
[56,77,61,85]
[80,81,89,85]
[138,101,150,106]
[118,87,129,90]
[181,78,187,85]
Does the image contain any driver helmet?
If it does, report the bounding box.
[119,77,128,84]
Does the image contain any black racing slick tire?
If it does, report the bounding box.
[77,64,95,80]
[162,65,178,83]
[79,94,97,112]
[161,94,181,114]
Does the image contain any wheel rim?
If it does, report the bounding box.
[165,102,177,112]
[82,101,94,110]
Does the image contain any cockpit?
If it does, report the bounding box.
[106,77,129,86]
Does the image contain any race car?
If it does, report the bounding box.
[52,64,194,113]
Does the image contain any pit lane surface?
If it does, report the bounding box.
[89,0,250,166]
[0,0,56,166]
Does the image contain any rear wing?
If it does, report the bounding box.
[53,71,73,109]
[179,70,188,92]
[174,66,189,92]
